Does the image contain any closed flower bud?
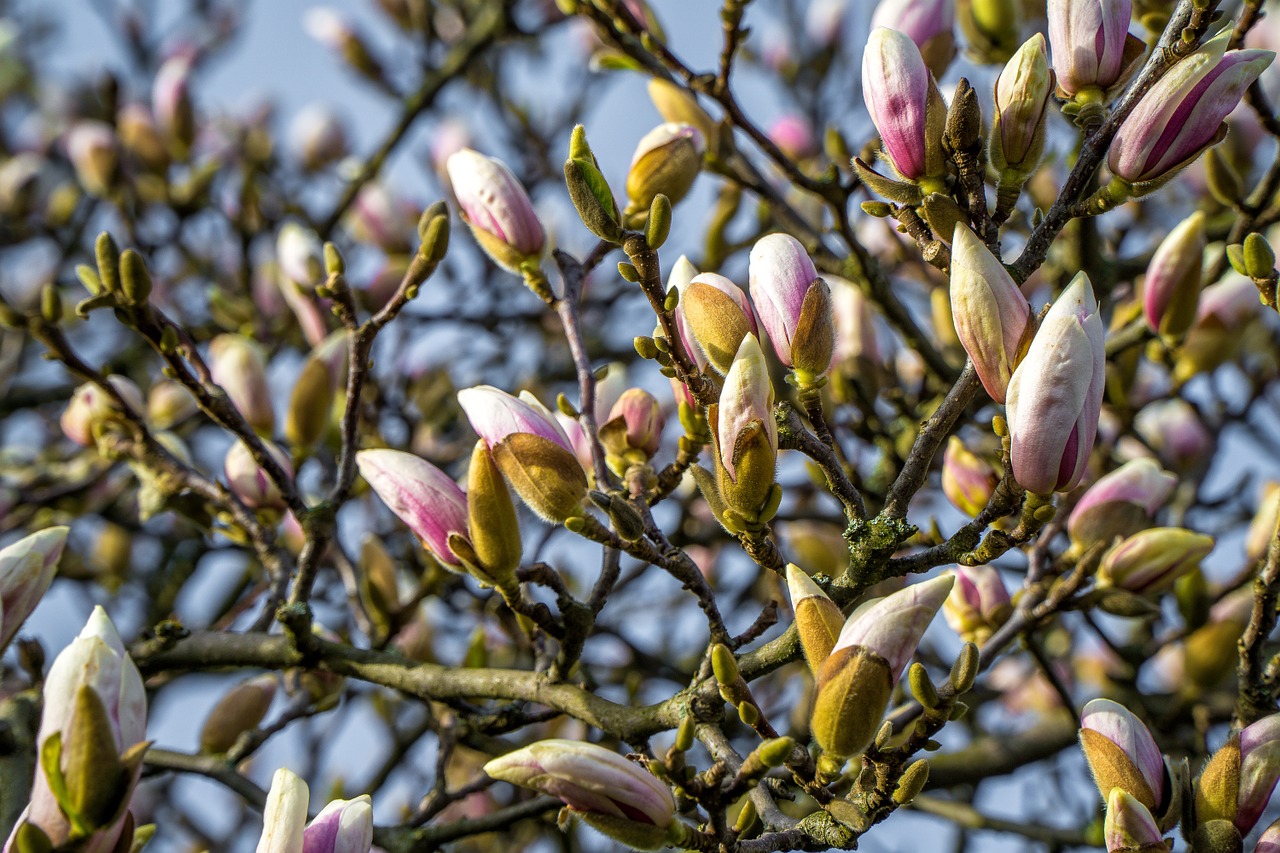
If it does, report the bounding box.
[116,104,168,172]
[0,527,68,654]
[990,34,1054,175]
[61,376,145,448]
[1196,714,1280,836]
[1109,34,1274,188]
[146,379,199,429]
[289,104,348,172]
[710,336,777,526]
[1098,528,1214,595]
[871,0,956,78]
[942,565,1011,645]
[356,448,468,570]
[942,435,1000,516]
[623,123,705,226]
[458,386,588,523]
[65,121,118,198]
[225,439,294,510]
[680,272,758,374]
[598,388,665,474]
[199,674,277,754]
[768,114,817,160]
[152,56,195,156]
[285,356,335,450]
[1068,458,1177,548]
[484,739,675,850]
[862,28,949,189]
[209,335,275,435]
[1247,483,1280,563]
[1080,699,1169,814]
[1174,274,1263,382]
[1006,272,1105,494]
[255,767,375,853]
[446,148,545,275]
[811,575,954,760]
[276,221,324,288]
[748,233,834,384]
[949,224,1031,403]
[465,440,522,590]
[1048,0,1143,99]
[1134,398,1212,472]
[1105,789,1170,852]
[786,563,844,673]
[646,80,717,151]
[1143,211,1206,339]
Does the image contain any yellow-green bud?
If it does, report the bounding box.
[466,439,522,590]
[284,357,335,450]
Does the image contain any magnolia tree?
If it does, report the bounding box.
[5,0,1280,850]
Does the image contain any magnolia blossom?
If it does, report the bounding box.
[225,439,294,510]
[0,527,68,652]
[1067,457,1178,545]
[209,334,276,435]
[1143,211,1206,337]
[356,449,468,568]
[862,28,944,184]
[458,385,574,453]
[1047,0,1136,96]
[748,233,833,380]
[446,148,545,273]
[256,767,374,853]
[1080,698,1168,812]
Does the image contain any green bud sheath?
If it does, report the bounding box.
[491,433,588,524]
[119,249,152,305]
[795,595,844,674]
[578,813,670,851]
[791,279,836,381]
[1080,728,1159,811]
[811,645,894,761]
[285,358,335,450]
[681,282,753,374]
[65,685,130,831]
[716,419,777,524]
[467,440,523,588]
[1196,736,1242,825]
[95,231,121,295]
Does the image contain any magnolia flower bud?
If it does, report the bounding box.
[256,767,308,852]
[484,739,676,850]
[458,386,588,523]
[990,34,1054,176]
[225,439,294,510]
[598,388,665,475]
[356,448,468,570]
[0,527,68,653]
[646,79,717,150]
[1110,34,1274,189]
[446,148,545,275]
[942,566,1011,645]
[152,55,195,156]
[255,767,374,853]
[748,233,834,384]
[949,224,1031,403]
[1257,817,1280,853]
[303,7,383,81]
[1005,272,1105,494]
[786,564,844,674]
[768,114,817,160]
[1097,528,1214,595]
[623,122,705,226]
[1047,0,1142,99]
[284,356,335,451]
[811,575,953,760]
[680,272,758,374]
[1247,483,1280,563]
[941,436,999,516]
[464,440,522,590]
[146,379,199,429]
[209,334,275,435]
[871,0,956,78]
[1067,458,1177,549]
[116,104,168,172]
[1196,714,1280,836]
[1079,698,1169,815]
[862,28,949,189]
[289,104,348,172]
[1105,789,1170,853]
[6,607,148,853]
[1143,211,1206,339]
[302,797,374,853]
[1133,398,1212,472]
[276,221,324,288]
[710,336,777,528]
[1175,274,1263,382]
[61,376,145,447]
[199,674,277,754]
[65,120,118,197]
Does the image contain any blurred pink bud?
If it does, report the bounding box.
[1104,789,1167,853]
[949,224,1031,403]
[277,221,324,287]
[749,233,834,381]
[862,28,947,184]
[446,148,545,274]
[768,114,817,160]
[209,334,276,435]
[0,527,68,652]
[832,574,954,682]
[355,449,468,569]
[1197,273,1262,328]
[829,276,881,366]
[871,0,955,77]
[1080,698,1168,811]
[457,386,573,452]
[152,55,195,151]
[942,565,1011,644]
[116,104,168,171]
[1098,527,1214,594]
[1006,272,1105,494]
[61,376,145,447]
[1047,0,1136,97]
[225,439,294,510]
[65,120,118,197]
[1110,34,1274,186]
[349,183,415,253]
[941,436,1000,516]
[429,118,471,177]
[289,104,348,172]
[805,0,849,47]
[1143,211,1206,338]
[1134,398,1212,471]
[1067,457,1177,545]
[147,379,200,429]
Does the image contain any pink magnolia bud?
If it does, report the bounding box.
[0,527,68,653]
[1047,0,1138,97]
[65,120,118,197]
[1067,457,1178,547]
[152,56,195,154]
[1098,527,1214,594]
[277,221,324,288]
[862,27,948,187]
[302,796,374,853]
[1175,274,1263,382]
[1134,398,1212,472]
[949,223,1032,403]
[829,275,881,366]
[458,386,574,452]
[1005,272,1105,494]
[356,449,468,569]
[831,574,954,684]
[555,412,597,478]
[806,0,848,47]
[870,0,956,78]
[1143,211,1206,338]
[147,379,200,429]
[667,255,709,375]
[225,439,294,510]
[349,183,416,253]
[1236,714,1280,835]
[446,148,545,274]
[289,104,348,172]
[749,233,834,383]
[1109,34,1274,187]
[61,376,145,447]
[1080,698,1168,813]
[1258,818,1280,853]
[209,334,275,435]
[942,565,1011,644]
[941,436,999,516]
[767,114,817,160]
[599,388,665,469]
[1104,789,1168,853]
